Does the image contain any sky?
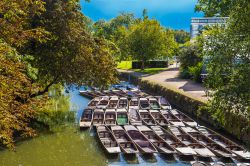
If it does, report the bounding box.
[80,0,203,32]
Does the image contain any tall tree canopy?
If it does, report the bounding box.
[0,0,117,148]
[202,0,250,139]
[195,0,236,16]
[126,19,177,69]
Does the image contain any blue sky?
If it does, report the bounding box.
[80,0,203,32]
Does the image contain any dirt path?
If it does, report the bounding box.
[118,67,208,102]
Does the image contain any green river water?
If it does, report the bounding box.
[0,85,191,166]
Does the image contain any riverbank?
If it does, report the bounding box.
[118,69,250,146]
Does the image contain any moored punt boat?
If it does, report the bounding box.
[107,96,119,109]
[116,109,129,125]
[97,96,110,109]
[160,110,185,126]
[128,109,142,126]
[96,125,121,154]
[138,110,156,126]
[79,90,96,99]
[104,109,116,126]
[129,97,139,109]
[87,97,101,109]
[181,127,233,158]
[124,125,157,154]
[156,96,172,110]
[191,161,208,166]
[170,109,198,127]
[168,126,215,158]
[210,162,226,166]
[148,97,161,110]
[111,126,139,154]
[149,110,169,126]
[117,97,128,109]
[196,126,250,160]
[137,125,176,155]
[139,98,150,109]
[150,126,197,157]
[79,108,93,129]
[111,89,127,97]
[92,109,105,126]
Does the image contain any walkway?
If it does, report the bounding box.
[118,67,208,103]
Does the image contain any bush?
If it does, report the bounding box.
[188,62,203,82]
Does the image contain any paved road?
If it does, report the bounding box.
[118,67,208,102]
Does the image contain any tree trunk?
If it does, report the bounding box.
[141,60,145,70]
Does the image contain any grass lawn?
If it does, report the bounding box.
[117,61,132,70]
[117,61,167,74]
[132,68,167,74]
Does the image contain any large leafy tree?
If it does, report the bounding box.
[126,19,177,69]
[195,0,236,16]
[203,0,250,140]
[0,0,117,148]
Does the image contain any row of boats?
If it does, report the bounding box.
[79,89,148,99]
[96,124,250,161]
[83,95,171,110]
[79,92,250,164]
[80,108,197,128]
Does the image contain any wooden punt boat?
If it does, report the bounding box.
[107,96,119,109]
[129,97,139,109]
[210,162,226,166]
[148,97,161,110]
[96,96,110,109]
[87,97,101,109]
[149,110,169,126]
[128,109,142,126]
[111,126,139,154]
[92,109,105,126]
[79,108,93,129]
[124,125,157,154]
[196,126,250,160]
[116,108,129,125]
[117,97,128,109]
[139,98,150,109]
[79,90,96,99]
[150,126,197,157]
[156,96,172,110]
[138,110,156,126]
[191,161,208,166]
[160,110,185,126]
[181,127,233,158]
[104,109,116,126]
[96,125,121,154]
[170,109,198,127]
[111,89,126,97]
[137,125,176,155]
[168,126,215,158]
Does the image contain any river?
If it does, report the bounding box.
[0,84,191,166]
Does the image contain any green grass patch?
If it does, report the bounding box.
[133,68,167,74]
[117,61,132,70]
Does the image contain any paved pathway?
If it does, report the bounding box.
[118,67,208,103]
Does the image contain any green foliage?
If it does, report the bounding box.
[178,39,203,80]
[127,19,177,69]
[195,0,235,16]
[202,0,250,139]
[173,30,190,44]
[188,62,203,82]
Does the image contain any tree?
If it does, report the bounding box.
[127,19,177,70]
[195,0,236,16]
[202,0,250,139]
[173,30,190,44]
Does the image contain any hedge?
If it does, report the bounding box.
[132,60,168,69]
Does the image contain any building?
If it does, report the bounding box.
[190,17,228,39]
